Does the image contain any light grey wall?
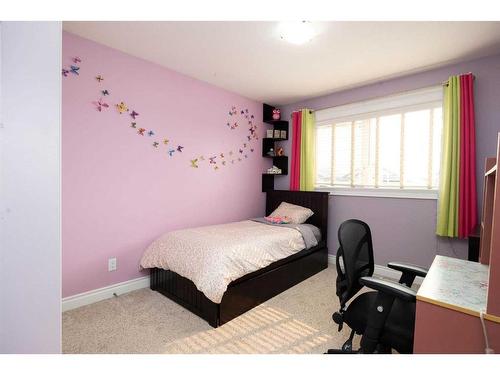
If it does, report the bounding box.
[0,22,62,353]
[276,53,500,267]
[327,196,467,268]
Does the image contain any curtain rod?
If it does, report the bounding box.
[442,72,475,86]
[290,110,313,115]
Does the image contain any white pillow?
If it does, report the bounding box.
[269,202,314,224]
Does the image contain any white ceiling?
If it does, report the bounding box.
[63,21,500,105]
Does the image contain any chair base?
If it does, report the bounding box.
[326,329,357,354]
[325,348,359,354]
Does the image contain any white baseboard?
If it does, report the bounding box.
[327,254,422,285]
[62,276,150,312]
[63,256,419,312]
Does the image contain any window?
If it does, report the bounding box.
[315,86,443,198]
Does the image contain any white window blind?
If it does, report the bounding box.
[315,86,443,196]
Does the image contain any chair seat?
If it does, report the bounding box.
[344,291,377,334]
[344,291,416,353]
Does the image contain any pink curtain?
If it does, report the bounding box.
[289,111,302,190]
[458,73,478,238]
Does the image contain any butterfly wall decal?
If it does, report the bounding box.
[229,106,237,116]
[168,149,176,157]
[70,66,80,75]
[102,90,109,96]
[73,57,82,64]
[130,110,139,120]
[137,128,146,136]
[93,98,109,112]
[62,69,69,77]
[187,106,258,172]
[152,142,159,148]
[163,138,169,145]
[177,145,184,152]
[96,75,104,82]
[147,130,155,137]
[130,122,137,128]
[116,102,128,114]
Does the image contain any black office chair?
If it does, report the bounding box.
[327,219,428,354]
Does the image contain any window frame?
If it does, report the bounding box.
[314,86,443,199]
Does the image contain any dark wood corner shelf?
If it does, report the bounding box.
[263,120,289,126]
[262,103,290,192]
[263,137,288,141]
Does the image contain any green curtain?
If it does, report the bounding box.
[436,76,460,237]
[299,109,316,191]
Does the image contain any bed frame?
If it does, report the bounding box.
[150,190,329,327]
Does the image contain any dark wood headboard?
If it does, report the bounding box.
[265,190,329,243]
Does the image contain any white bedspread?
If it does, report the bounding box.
[140,220,307,303]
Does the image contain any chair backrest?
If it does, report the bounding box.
[336,219,375,307]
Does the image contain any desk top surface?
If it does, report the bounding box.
[417,255,489,314]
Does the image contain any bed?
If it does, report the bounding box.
[143,190,329,327]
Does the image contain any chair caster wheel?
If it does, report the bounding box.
[342,341,352,351]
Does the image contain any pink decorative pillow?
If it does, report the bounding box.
[269,202,314,224]
[265,216,291,224]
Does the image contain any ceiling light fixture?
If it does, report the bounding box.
[278,21,316,45]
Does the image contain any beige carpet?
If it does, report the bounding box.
[62,267,361,354]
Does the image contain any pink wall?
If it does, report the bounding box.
[62,32,268,297]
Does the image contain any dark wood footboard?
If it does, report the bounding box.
[150,244,328,327]
[150,267,220,327]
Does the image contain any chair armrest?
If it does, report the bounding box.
[387,262,428,278]
[360,276,416,302]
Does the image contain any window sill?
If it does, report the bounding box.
[315,186,438,200]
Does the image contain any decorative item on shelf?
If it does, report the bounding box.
[267,165,282,175]
[276,147,284,156]
[273,129,281,138]
[266,129,274,138]
[280,130,287,139]
[272,108,281,120]
[267,148,275,157]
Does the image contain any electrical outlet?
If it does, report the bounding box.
[108,257,117,272]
